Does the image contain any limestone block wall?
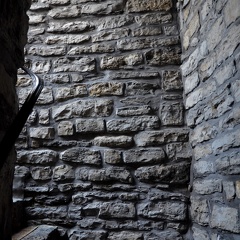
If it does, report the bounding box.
[179,0,240,239]
[15,0,192,239]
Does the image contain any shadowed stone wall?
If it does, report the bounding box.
[179,0,240,239]
[0,0,31,239]
[15,0,192,239]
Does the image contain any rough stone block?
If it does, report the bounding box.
[77,167,133,183]
[193,179,222,195]
[57,121,74,136]
[138,201,187,221]
[132,26,162,36]
[53,57,96,73]
[17,150,58,165]
[28,46,66,56]
[38,109,50,125]
[134,129,189,147]
[93,136,133,148]
[45,35,90,45]
[223,181,235,201]
[96,15,134,31]
[76,118,105,133]
[29,127,55,139]
[135,162,190,184]
[60,148,101,165]
[89,82,124,96]
[127,0,172,12]
[52,99,113,121]
[48,6,81,18]
[36,87,54,105]
[55,85,87,101]
[53,165,75,181]
[92,28,129,42]
[31,60,51,73]
[117,106,152,116]
[107,116,160,132]
[100,53,143,69]
[210,204,240,233]
[126,81,159,96]
[108,231,143,240]
[31,167,52,181]
[123,148,165,164]
[135,12,172,25]
[192,226,210,240]
[190,196,209,226]
[47,21,93,33]
[81,0,125,15]
[166,142,191,161]
[162,70,182,91]
[159,102,183,126]
[99,202,135,219]
[146,47,181,66]
[103,149,122,164]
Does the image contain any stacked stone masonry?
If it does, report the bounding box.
[179,0,240,239]
[14,0,192,239]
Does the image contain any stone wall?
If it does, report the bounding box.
[15,0,192,239]
[0,0,31,239]
[179,0,240,239]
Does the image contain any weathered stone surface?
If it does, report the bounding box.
[126,81,159,95]
[210,204,240,233]
[160,102,184,126]
[47,21,93,33]
[132,26,162,36]
[134,129,189,146]
[68,230,106,240]
[138,201,187,221]
[77,167,133,183]
[45,35,90,45]
[89,82,124,96]
[76,118,105,133]
[81,0,125,15]
[100,53,143,69]
[117,106,152,116]
[55,85,87,101]
[48,6,81,18]
[103,149,122,164]
[166,142,191,161]
[30,60,51,73]
[135,162,190,184]
[29,127,55,139]
[53,165,75,181]
[193,179,222,195]
[68,43,115,54]
[96,15,134,31]
[135,12,172,25]
[93,136,133,148]
[146,47,181,65]
[39,109,50,125]
[223,181,235,201]
[215,151,240,175]
[26,206,68,219]
[31,167,52,181]
[123,149,165,164]
[117,37,179,51]
[53,57,96,73]
[192,226,210,240]
[107,231,143,240]
[162,70,182,91]
[108,116,159,133]
[190,197,209,226]
[99,202,135,219]
[28,46,66,56]
[60,148,101,165]
[17,150,58,165]
[36,87,54,105]
[52,99,113,121]
[127,0,172,12]
[92,28,129,42]
[57,121,74,136]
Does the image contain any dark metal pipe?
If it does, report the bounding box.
[0,67,43,170]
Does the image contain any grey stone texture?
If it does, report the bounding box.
[179,0,240,238]
[15,0,190,239]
